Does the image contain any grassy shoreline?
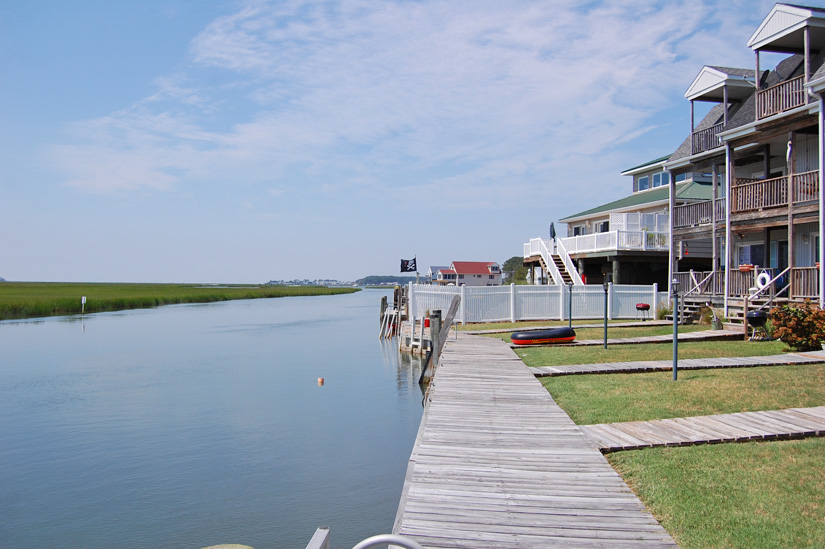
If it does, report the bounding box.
[0,282,359,320]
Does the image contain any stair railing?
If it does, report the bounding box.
[683,270,715,298]
[536,238,566,285]
[747,266,791,312]
[555,238,584,285]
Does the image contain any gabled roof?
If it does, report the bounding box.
[450,261,498,275]
[620,155,671,176]
[748,3,825,52]
[685,66,757,102]
[428,265,450,275]
[560,181,713,223]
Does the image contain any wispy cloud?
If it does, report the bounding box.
[50,0,774,207]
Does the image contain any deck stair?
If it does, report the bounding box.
[550,254,574,284]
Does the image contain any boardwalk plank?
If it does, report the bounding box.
[394,334,675,547]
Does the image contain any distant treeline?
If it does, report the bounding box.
[0,282,359,321]
[355,275,417,286]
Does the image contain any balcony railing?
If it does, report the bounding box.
[673,198,726,229]
[560,230,668,254]
[674,267,819,300]
[691,122,723,155]
[756,75,806,119]
[731,171,819,213]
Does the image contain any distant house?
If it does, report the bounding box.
[426,265,450,284]
[436,261,502,286]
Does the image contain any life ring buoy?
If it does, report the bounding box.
[756,272,771,289]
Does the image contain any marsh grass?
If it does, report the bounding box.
[608,439,825,548]
[0,282,358,320]
[540,364,825,425]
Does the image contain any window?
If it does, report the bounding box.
[738,244,764,266]
[597,221,609,233]
[675,173,687,183]
[652,172,670,188]
[638,176,649,191]
[458,274,464,279]
[573,226,584,236]
[489,275,495,279]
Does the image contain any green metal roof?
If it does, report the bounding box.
[560,181,713,222]
[621,155,671,174]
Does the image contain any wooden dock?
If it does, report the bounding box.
[393,334,676,547]
[531,350,825,377]
[581,407,825,452]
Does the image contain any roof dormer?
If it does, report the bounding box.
[748,4,825,119]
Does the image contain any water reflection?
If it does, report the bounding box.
[0,290,424,549]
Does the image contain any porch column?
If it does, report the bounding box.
[612,259,620,285]
[669,165,676,297]
[788,131,796,292]
[578,258,586,277]
[690,100,695,155]
[711,163,718,277]
[724,143,733,316]
[723,86,729,126]
[820,93,824,309]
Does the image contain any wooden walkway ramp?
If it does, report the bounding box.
[532,350,825,377]
[581,407,825,452]
[393,335,676,547]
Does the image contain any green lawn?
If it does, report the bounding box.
[485,323,707,343]
[540,364,825,425]
[0,282,359,320]
[540,363,825,547]
[518,339,788,366]
[609,439,825,548]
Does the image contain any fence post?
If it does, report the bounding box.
[510,283,516,323]
[460,284,466,325]
[408,282,415,324]
[652,283,658,318]
[558,284,564,321]
[607,282,614,319]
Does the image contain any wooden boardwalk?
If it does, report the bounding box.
[581,407,825,452]
[532,350,825,377]
[393,335,676,547]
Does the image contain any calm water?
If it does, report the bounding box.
[0,290,425,548]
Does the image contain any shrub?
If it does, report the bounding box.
[769,300,825,351]
[656,301,671,320]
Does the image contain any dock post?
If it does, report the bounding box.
[431,311,442,366]
[380,295,387,325]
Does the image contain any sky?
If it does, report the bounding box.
[0,0,814,283]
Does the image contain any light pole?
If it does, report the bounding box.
[671,278,679,381]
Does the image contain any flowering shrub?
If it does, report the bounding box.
[769,300,825,351]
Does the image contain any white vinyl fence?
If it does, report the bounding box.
[409,283,668,324]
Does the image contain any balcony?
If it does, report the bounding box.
[673,198,726,229]
[561,230,669,255]
[691,122,723,155]
[756,75,806,119]
[731,170,819,214]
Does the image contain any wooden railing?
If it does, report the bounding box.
[691,122,723,154]
[674,271,724,296]
[675,267,819,299]
[794,171,819,202]
[792,267,819,298]
[731,171,819,213]
[673,198,726,229]
[756,75,806,119]
[732,175,787,212]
